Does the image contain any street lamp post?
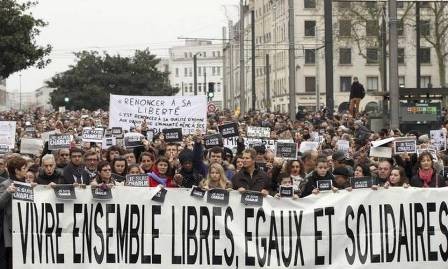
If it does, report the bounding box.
[193,52,202,96]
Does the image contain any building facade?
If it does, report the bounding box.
[168,40,224,108]
[223,0,444,113]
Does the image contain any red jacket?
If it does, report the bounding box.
[147,168,176,187]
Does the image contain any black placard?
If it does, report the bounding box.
[104,129,112,137]
[82,128,104,142]
[124,133,144,148]
[12,182,34,202]
[317,180,333,191]
[350,177,378,189]
[206,188,229,205]
[111,173,126,183]
[276,142,298,160]
[218,123,239,138]
[48,134,72,150]
[91,187,113,200]
[190,186,206,198]
[279,185,294,197]
[240,191,263,206]
[204,134,223,149]
[53,184,76,200]
[394,140,417,154]
[162,128,183,142]
[111,127,123,138]
[152,188,167,203]
[125,174,149,187]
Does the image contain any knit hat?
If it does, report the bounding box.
[179,149,194,164]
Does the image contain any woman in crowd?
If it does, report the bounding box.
[199,163,232,190]
[139,152,155,173]
[127,164,142,175]
[353,163,371,178]
[148,157,176,187]
[385,166,409,188]
[0,156,29,269]
[91,160,116,188]
[111,157,128,182]
[285,159,306,194]
[410,151,445,188]
[233,155,244,174]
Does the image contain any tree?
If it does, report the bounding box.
[0,0,51,79]
[48,49,177,110]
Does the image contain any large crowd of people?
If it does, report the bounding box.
[1,106,448,268]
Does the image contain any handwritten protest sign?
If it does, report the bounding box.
[247,126,270,138]
[109,94,207,134]
[0,121,16,149]
[299,141,319,153]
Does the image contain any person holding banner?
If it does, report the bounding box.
[305,157,334,196]
[91,161,116,188]
[274,173,299,200]
[353,163,371,178]
[174,149,203,188]
[199,163,232,190]
[139,152,155,173]
[111,157,128,179]
[148,157,176,187]
[410,151,446,188]
[384,166,409,188]
[0,156,29,269]
[61,148,91,185]
[36,154,62,185]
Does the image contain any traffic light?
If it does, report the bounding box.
[208,82,215,99]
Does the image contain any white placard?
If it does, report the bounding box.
[430,130,446,151]
[299,141,319,153]
[336,140,350,152]
[102,136,117,149]
[20,138,44,155]
[0,121,16,149]
[246,126,271,138]
[109,94,207,134]
[369,146,392,158]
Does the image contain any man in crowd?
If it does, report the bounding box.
[377,159,393,186]
[84,150,99,181]
[302,150,318,175]
[62,148,91,185]
[37,154,62,185]
[349,76,365,116]
[231,149,271,195]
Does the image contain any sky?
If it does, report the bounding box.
[6,0,239,92]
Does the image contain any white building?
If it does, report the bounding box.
[0,79,7,111]
[168,40,224,108]
[223,0,443,113]
[34,86,55,111]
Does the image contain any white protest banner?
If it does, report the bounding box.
[20,138,44,155]
[430,130,446,151]
[246,126,271,138]
[12,187,448,269]
[82,127,104,143]
[109,94,207,134]
[299,141,319,153]
[0,121,16,149]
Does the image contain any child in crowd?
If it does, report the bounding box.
[199,163,232,190]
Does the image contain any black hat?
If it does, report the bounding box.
[332,150,348,161]
[179,149,194,164]
[333,167,351,177]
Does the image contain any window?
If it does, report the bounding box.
[203,52,207,57]
[397,20,404,36]
[198,67,202,76]
[339,48,352,64]
[212,67,216,76]
[217,83,221,92]
[340,76,352,92]
[399,76,405,87]
[420,48,431,64]
[189,83,193,93]
[398,48,405,64]
[198,84,202,93]
[305,77,316,93]
[304,21,316,37]
[184,68,188,77]
[189,52,193,58]
[212,51,216,57]
[338,2,350,9]
[420,20,430,36]
[366,20,378,36]
[397,1,404,8]
[175,68,179,77]
[421,76,432,88]
[366,76,379,91]
[184,52,188,58]
[217,67,221,76]
[366,2,377,9]
[420,2,431,8]
[305,49,316,64]
[339,20,351,37]
[188,68,192,77]
[304,0,316,9]
[366,48,379,64]
[217,51,221,57]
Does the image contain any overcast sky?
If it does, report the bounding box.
[6,0,239,92]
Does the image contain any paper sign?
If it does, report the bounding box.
[48,134,72,150]
[299,141,319,153]
[240,191,263,206]
[279,186,294,197]
[207,189,229,205]
[82,128,104,143]
[0,121,16,149]
[247,126,270,138]
[152,188,167,203]
[371,137,395,148]
[317,180,333,191]
[92,187,113,200]
[218,123,239,138]
[276,142,298,160]
[190,186,206,198]
[102,137,117,149]
[350,177,378,189]
[108,94,207,134]
[337,140,350,152]
[0,144,10,154]
[111,127,123,138]
[163,128,183,143]
[111,173,126,183]
[12,182,34,202]
[430,130,446,151]
[125,174,149,187]
[20,138,44,155]
[58,106,66,113]
[53,185,76,200]
[369,147,392,158]
[204,134,223,149]
[124,132,144,148]
[394,140,416,154]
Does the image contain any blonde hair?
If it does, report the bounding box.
[201,163,231,189]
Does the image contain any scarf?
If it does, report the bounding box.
[148,171,167,186]
[418,168,433,187]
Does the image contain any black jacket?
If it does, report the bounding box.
[350,81,365,99]
[178,168,203,188]
[62,163,91,184]
[37,168,63,185]
[410,170,446,188]
[302,171,335,197]
[231,168,271,192]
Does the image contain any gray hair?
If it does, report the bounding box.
[41,154,55,164]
